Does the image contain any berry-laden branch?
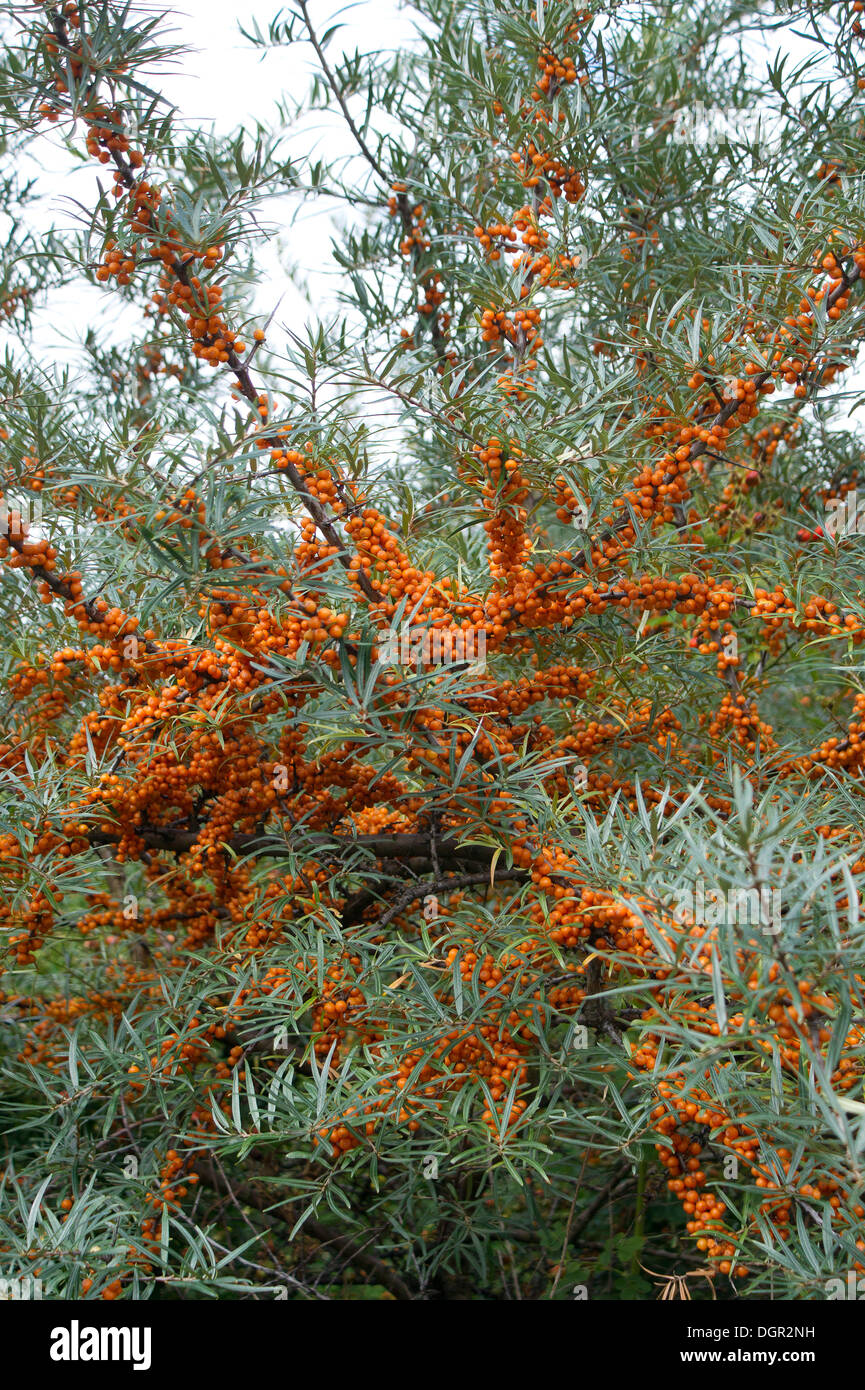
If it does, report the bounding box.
[3,0,865,1306]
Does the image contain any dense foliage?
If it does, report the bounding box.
[2,0,865,1301]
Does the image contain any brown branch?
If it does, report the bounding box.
[196,1158,420,1301]
[85,825,511,867]
[567,1171,635,1246]
[167,257,379,604]
[374,866,530,931]
[298,0,391,188]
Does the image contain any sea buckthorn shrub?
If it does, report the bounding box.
[1,0,865,1302]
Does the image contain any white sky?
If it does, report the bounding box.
[5,0,865,427]
[3,0,411,364]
